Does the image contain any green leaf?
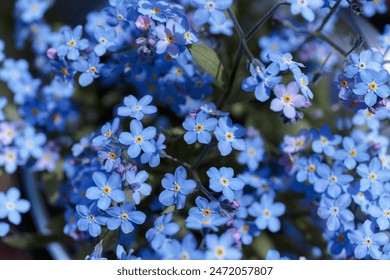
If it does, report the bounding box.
[188,44,227,89]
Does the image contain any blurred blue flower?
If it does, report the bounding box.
[205,232,242,260]
[248,193,285,232]
[145,213,179,249]
[0,187,30,225]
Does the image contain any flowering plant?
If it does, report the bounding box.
[0,0,389,260]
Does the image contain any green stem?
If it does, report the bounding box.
[245,0,288,41]
[226,8,255,61]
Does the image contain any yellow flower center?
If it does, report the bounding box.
[6,202,15,210]
[215,247,225,257]
[103,185,111,195]
[341,80,348,88]
[308,165,316,172]
[166,35,174,43]
[89,66,97,74]
[180,252,189,260]
[220,177,229,187]
[263,210,271,217]
[369,82,377,91]
[184,32,191,39]
[203,208,212,216]
[242,225,249,232]
[330,176,337,183]
[358,62,366,69]
[121,213,129,220]
[283,95,292,104]
[349,149,357,157]
[135,135,143,144]
[68,39,76,47]
[175,68,183,75]
[108,151,117,160]
[369,172,377,181]
[225,132,234,141]
[195,124,204,132]
[248,148,256,156]
[61,67,69,76]
[152,7,161,14]
[105,131,112,138]
[320,136,328,145]
[173,184,181,192]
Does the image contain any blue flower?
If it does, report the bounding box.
[98,146,122,172]
[15,126,46,160]
[76,203,108,237]
[0,147,19,174]
[237,135,265,171]
[378,24,390,48]
[126,169,152,204]
[105,1,130,27]
[267,52,304,74]
[232,219,260,245]
[164,233,204,260]
[106,202,146,234]
[314,162,353,198]
[119,119,156,158]
[352,70,390,107]
[293,71,314,99]
[344,49,382,78]
[266,249,290,260]
[186,196,229,231]
[0,97,7,121]
[214,117,246,156]
[145,213,180,250]
[205,232,242,260]
[288,0,324,22]
[348,220,389,259]
[248,193,285,232]
[311,125,342,156]
[317,194,354,231]
[0,187,30,225]
[182,111,217,145]
[116,245,141,260]
[73,53,103,87]
[207,167,245,202]
[241,62,282,102]
[192,0,233,25]
[92,118,119,147]
[117,94,157,120]
[159,166,196,209]
[138,0,171,23]
[56,25,89,60]
[0,222,10,237]
[361,0,387,17]
[86,171,126,210]
[368,195,390,230]
[296,155,322,184]
[270,81,307,119]
[93,25,116,56]
[334,136,370,170]
[155,20,186,58]
[141,133,166,167]
[357,157,389,197]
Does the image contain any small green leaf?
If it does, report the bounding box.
[188,44,227,89]
[162,205,176,214]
